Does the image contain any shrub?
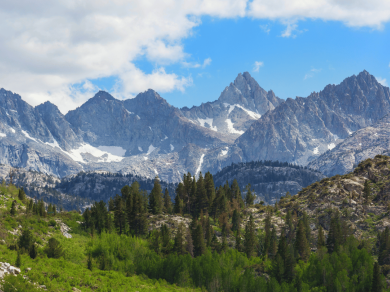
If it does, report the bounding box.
[49,219,57,227]
[44,237,64,259]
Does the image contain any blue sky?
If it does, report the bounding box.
[1,0,389,113]
[134,17,390,108]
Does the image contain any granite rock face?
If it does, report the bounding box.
[308,114,390,176]
[181,72,283,136]
[236,70,390,166]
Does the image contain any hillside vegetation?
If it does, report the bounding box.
[1,159,390,291]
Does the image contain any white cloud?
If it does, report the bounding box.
[253,61,264,72]
[304,68,322,80]
[249,0,390,37]
[0,0,245,113]
[376,77,388,87]
[1,0,390,113]
[182,57,212,69]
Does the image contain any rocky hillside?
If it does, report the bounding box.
[236,70,390,166]
[308,113,390,177]
[212,160,325,204]
[278,154,390,241]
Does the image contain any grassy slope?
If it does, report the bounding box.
[0,183,199,292]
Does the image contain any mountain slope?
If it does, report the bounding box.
[308,113,390,176]
[236,70,390,166]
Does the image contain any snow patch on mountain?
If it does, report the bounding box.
[197,118,217,131]
[328,143,336,150]
[313,147,319,155]
[21,130,38,143]
[223,103,261,120]
[196,154,205,177]
[225,119,244,135]
[170,144,174,151]
[97,146,126,157]
[67,143,124,163]
[146,144,156,155]
[0,133,6,137]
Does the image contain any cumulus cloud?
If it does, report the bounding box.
[253,61,264,72]
[0,0,245,113]
[1,0,389,113]
[376,77,388,87]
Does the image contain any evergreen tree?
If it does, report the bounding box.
[108,197,115,212]
[15,249,21,268]
[114,195,126,235]
[163,188,172,214]
[245,184,255,206]
[193,224,206,257]
[204,172,216,210]
[269,227,278,259]
[272,253,285,283]
[87,253,93,271]
[10,200,17,216]
[18,228,33,252]
[235,228,243,252]
[244,215,256,258]
[294,220,310,262]
[160,224,171,254]
[317,225,325,250]
[186,227,194,257]
[174,223,186,255]
[232,209,241,232]
[327,214,341,253]
[29,244,37,259]
[44,238,64,259]
[218,212,230,237]
[149,176,164,214]
[18,188,25,201]
[372,262,382,292]
[205,214,212,247]
[284,244,296,282]
[210,233,220,252]
[195,173,208,217]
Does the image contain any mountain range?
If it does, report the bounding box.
[0,70,389,184]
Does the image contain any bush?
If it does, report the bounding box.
[44,237,64,259]
[49,219,57,227]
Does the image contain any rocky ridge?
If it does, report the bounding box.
[236,70,390,166]
[308,113,390,177]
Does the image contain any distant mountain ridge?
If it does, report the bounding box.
[1,70,389,182]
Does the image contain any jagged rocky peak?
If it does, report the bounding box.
[236,70,390,167]
[219,71,283,115]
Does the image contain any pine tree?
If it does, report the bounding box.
[149,176,164,214]
[174,223,186,255]
[205,214,212,247]
[317,225,325,250]
[193,224,206,257]
[108,197,115,212]
[210,233,220,252]
[294,220,310,262]
[10,200,17,216]
[284,244,296,282]
[195,173,208,217]
[114,195,126,235]
[272,253,285,283]
[18,188,26,201]
[15,248,21,268]
[186,227,194,257]
[244,215,256,258]
[161,224,171,254]
[87,253,93,271]
[29,244,37,259]
[245,184,255,206]
[204,172,216,211]
[235,227,243,252]
[269,227,278,259]
[326,214,341,253]
[163,188,172,214]
[372,262,382,292]
[232,209,241,232]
